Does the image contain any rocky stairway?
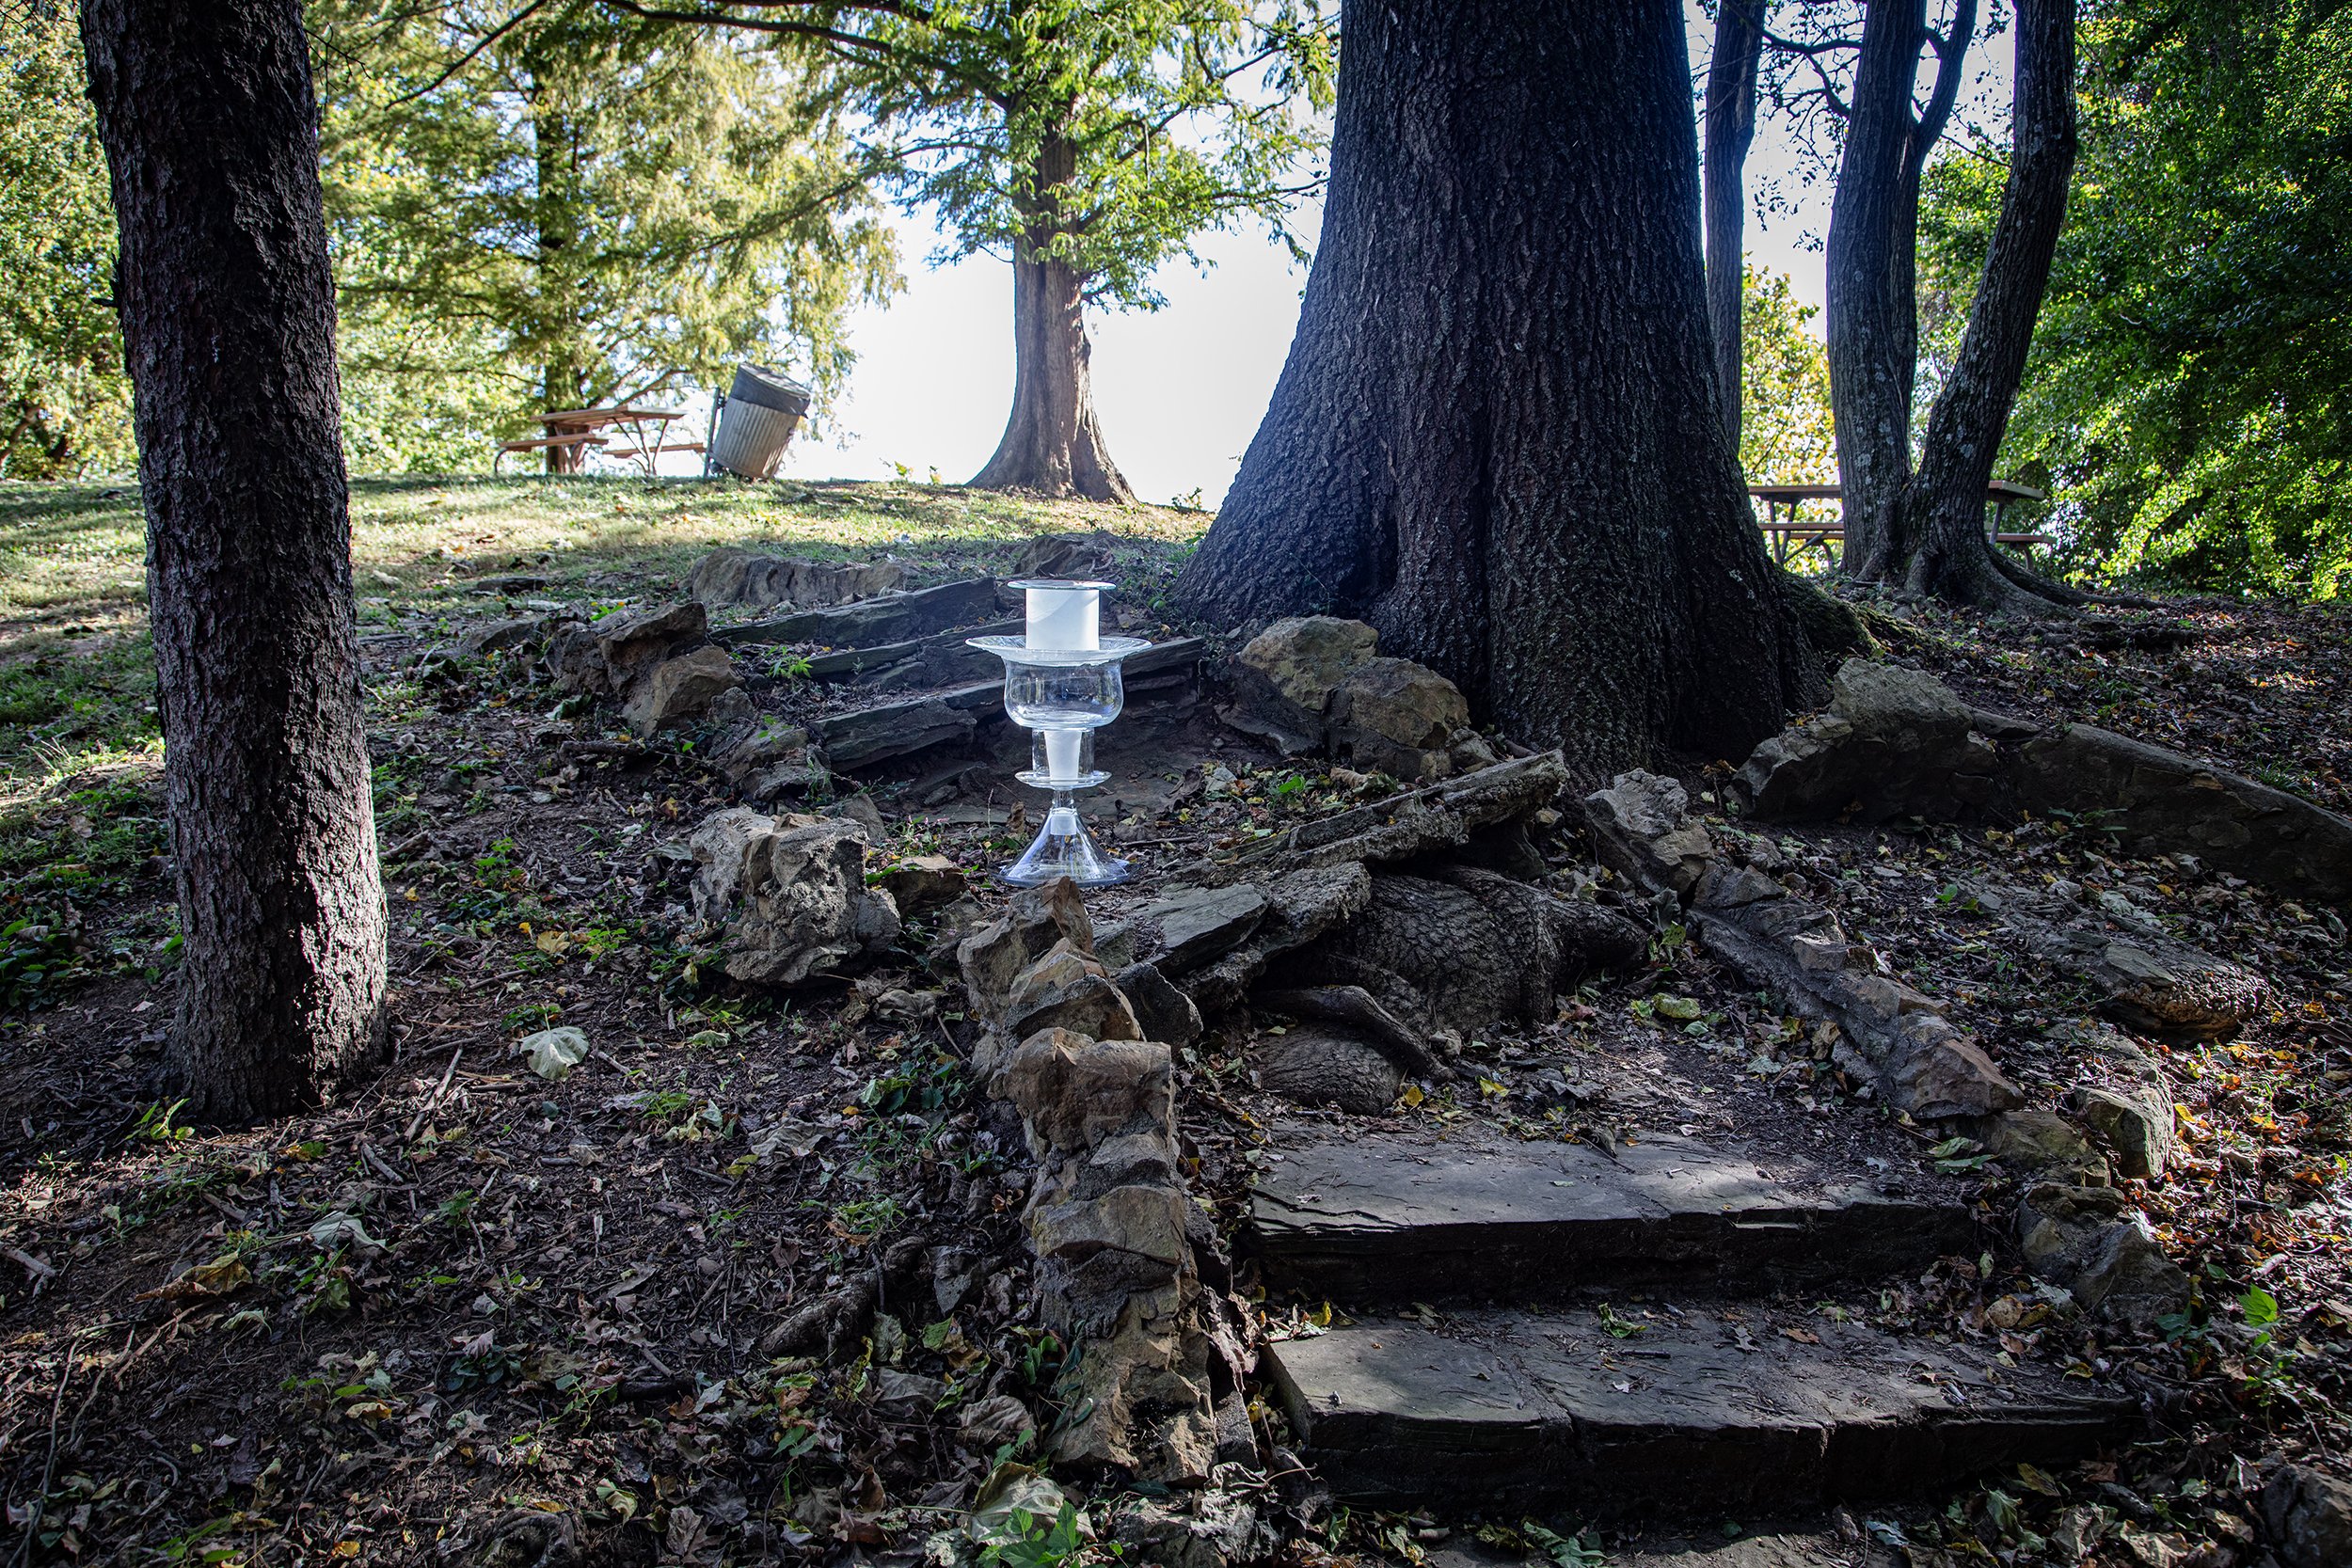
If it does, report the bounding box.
[1248,1122,2138,1515]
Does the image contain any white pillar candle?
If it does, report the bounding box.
[1024,583,1099,651]
[1043,729,1083,782]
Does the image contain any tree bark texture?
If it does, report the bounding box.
[1824,0,1974,576]
[1898,0,2077,608]
[1175,0,1815,777]
[82,0,389,1120]
[969,131,1134,502]
[1705,0,1767,445]
[968,236,1135,501]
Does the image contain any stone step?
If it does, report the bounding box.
[715,576,1008,650]
[1266,1304,2135,1512]
[1248,1128,1975,1304]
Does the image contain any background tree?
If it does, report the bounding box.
[1893,0,2075,607]
[0,6,132,478]
[605,0,1334,501]
[314,1,898,472]
[1921,0,2352,600]
[1813,0,1978,577]
[1177,0,1820,775]
[1704,0,1768,442]
[80,0,389,1119]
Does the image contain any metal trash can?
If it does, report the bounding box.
[707,364,811,480]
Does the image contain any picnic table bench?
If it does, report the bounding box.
[1749,479,2053,564]
[496,405,704,475]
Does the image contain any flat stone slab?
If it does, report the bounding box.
[716,577,1006,650]
[1266,1305,2135,1511]
[1248,1128,1974,1302]
[810,641,1209,771]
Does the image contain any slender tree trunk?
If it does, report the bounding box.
[532,76,587,473]
[82,0,389,1121]
[1705,0,1766,445]
[1826,0,1974,576]
[1176,0,1816,777]
[1898,0,2076,609]
[969,129,1134,502]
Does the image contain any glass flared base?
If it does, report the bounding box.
[1002,800,1129,887]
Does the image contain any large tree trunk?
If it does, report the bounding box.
[1175,0,1816,777]
[1825,0,1974,576]
[82,0,389,1121]
[968,232,1135,501]
[1705,0,1766,445]
[1896,0,2077,610]
[968,125,1133,503]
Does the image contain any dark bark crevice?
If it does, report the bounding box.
[82,0,389,1122]
[1177,0,1815,777]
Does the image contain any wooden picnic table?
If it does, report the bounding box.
[1748,480,2052,564]
[497,405,704,476]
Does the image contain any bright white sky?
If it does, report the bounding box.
[766,8,2012,508]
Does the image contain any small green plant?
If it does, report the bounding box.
[445,1334,528,1392]
[130,1099,194,1143]
[1523,1520,1605,1568]
[979,1502,1107,1566]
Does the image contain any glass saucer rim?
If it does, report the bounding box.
[967,634,1152,666]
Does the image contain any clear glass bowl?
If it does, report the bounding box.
[967,635,1152,729]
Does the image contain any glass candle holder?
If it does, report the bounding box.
[970,608,1149,887]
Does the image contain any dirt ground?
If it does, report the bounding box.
[1,476,2348,1566]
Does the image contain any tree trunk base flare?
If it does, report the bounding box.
[1886,0,2077,612]
[969,245,1135,503]
[1174,0,1819,779]
[84,0,390,1122]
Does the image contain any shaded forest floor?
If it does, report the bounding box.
[0,475,2347,1567]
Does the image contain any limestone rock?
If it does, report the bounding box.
[1256,1025,1403,1115]
[596,600,707,688]
[688,808,899,986]
[1044,1288,1217,1480]
[548,621,609,695]
[1327,657,1471,782]
[1109,1488,1267,1568]
[1734,659,2005,823]
[1584,770,1716,896]
[1228,615,1378,752]
[1970,1110,2110,1185]
[1002,941,1143,1042]
[2010,722,2352,912]
[1133,883,1267,974]
[1003,1029,1174,1155]
[876,853,966,914]
[460,616,541,657]
[2260,1463,2352,1568]
[1115,960,1203,1049]
[957,878,1095,1021]
[2073,1084,2175,1181]
[1014,530,1118,579]
[621,643,739,736]
[2017,1183,2192,1325]
[1884,1018,2025,1118]
[684,547,907,609]
[706,717,822,802]
[1988,882,2266,1039]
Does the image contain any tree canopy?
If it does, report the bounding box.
[315,1,899,470]
[0,8,133,479]
[1922,0,2352,599]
